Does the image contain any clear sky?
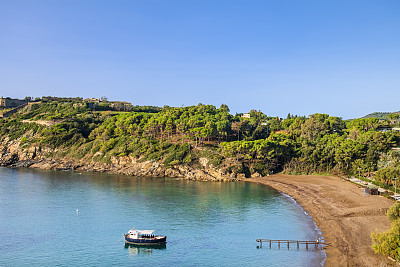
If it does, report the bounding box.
[1,0,399,119]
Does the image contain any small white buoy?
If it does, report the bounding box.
[76,209,79,214]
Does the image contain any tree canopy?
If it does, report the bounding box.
[0,98,399,178]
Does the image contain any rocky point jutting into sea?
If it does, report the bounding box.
[0,136,241,181]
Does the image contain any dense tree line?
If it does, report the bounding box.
[0,100,399,178]
[220,113,398,176]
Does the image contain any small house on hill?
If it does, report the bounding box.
[0,97,28,108]
[84,98,100,103]
[110,101,133,112]
[378,126,400,132]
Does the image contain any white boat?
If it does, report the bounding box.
[124,228,167,245]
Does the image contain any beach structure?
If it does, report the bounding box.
[256,238,329,250]
[365,185,379,195]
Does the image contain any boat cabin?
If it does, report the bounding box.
[127,229,156,239]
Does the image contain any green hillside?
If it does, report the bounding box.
[363,111,400,119]
[1,97,400,180]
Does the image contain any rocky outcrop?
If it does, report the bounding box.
[0,137,241,182]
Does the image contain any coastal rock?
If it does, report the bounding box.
[237,173,246,179]
[4,153,19,166]
[199,157,209,167]
[11,160,35,168]
[165,168,181,177]
[0,137,239,182]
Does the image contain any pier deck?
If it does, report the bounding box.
[256,239,330,250]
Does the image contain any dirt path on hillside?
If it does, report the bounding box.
[21,119,60,126]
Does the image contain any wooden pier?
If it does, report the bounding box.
[256,239,330,250]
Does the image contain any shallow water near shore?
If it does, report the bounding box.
[0,167,325,266]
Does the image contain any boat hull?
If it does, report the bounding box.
[124,235,167,245]
[124,243,167,249]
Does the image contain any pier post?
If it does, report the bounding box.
[269,240,271,248]
[297,241,299,249]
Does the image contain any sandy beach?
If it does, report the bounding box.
[247,174,396,266]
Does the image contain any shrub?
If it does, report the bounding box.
[371,202,400,262]
[196,149,224,167]
[387,202,400,222]
[371,220,400,262]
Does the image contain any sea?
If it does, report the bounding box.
[0,167,326,266]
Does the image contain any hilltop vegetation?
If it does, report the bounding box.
[1,97,400,181]
[363,111,400,120]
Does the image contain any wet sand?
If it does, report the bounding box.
[247,174,395,266]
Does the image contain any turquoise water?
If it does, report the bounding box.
[0,167,325,266]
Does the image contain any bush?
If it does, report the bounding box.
[226,164,245,174]
[168,160,180,166]
[71,142,93,159]
[387,202,400,222]
[251,162,270,176]
[163,144,191,167]
[375,168,400,185]
[196,149,224,167]
[20,136,28,146]
[91,142,101,154]
[372,220,400,262]
[371,202,400,262]
[147,152,161,161]
[102,153,112,164]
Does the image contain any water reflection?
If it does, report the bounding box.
[10,168,283,223]
[125,243,166,258]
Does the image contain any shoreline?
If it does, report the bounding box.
[246,174,395,266]
[2,163,396,265]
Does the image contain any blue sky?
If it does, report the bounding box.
[1,0,399,119]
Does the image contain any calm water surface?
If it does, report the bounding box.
[0,167,325,266]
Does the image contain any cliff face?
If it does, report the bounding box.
[0,137,241,181]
